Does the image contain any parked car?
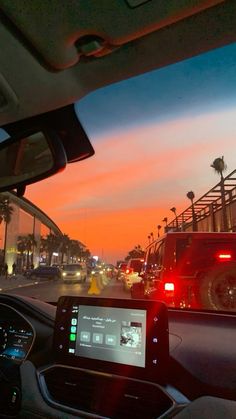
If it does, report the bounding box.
[29,266,62,281]
[62,263,87,283]
[131,232,236,311]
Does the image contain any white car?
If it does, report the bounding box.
[62,264,87,283]
[123,258,144,291]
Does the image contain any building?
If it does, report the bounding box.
[0,191,62,272]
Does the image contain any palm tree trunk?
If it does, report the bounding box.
[3,222,8,263]
[20,251,24,270]
[26,251,30,269]
[48,251,53,266]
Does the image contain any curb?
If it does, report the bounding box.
[0,280,50,292]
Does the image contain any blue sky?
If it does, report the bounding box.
[75,42,236,138]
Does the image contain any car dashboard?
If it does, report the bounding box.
[0,305,34,362]
[0,294,234,418]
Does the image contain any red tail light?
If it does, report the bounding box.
[164,282,175,291]
[217,253,232,261]
[126,268,133,274]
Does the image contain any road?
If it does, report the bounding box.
[3,277,131,302]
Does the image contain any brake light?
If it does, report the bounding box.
[164,282,175,291]
[217,253,232,260]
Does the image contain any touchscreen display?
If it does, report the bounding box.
[54,297,169,382]
[68,305,146,368]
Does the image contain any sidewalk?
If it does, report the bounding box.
[0,274,38,292]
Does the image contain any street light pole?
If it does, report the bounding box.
[170,207,178,231]
[162,217,168,233]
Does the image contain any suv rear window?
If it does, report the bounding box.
[129,260,143,272]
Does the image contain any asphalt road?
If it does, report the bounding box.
[4,277,131,302]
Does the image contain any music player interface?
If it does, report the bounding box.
[71,305,146,368]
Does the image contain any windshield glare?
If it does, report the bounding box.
[1,42,236,313]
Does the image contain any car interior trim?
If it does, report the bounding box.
[37,364,189,418]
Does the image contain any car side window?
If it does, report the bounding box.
[154,241,164,267]
[146,241,165,267]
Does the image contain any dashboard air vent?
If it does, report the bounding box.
[41,366,173,418]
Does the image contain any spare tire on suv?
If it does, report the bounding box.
[198,266,236,311]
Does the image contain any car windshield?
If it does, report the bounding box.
[1,41,236,312]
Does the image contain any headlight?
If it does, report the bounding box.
[100,270,104,274]
[91,270,95,275]
[62,272,66,277]
[76,272,81,276]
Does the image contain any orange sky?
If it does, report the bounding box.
[26,107,236,263]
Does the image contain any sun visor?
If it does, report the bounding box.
[0,0,223,70]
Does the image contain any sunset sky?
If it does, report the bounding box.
[27,42,236,263]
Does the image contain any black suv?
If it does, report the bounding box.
[28,266,62,281]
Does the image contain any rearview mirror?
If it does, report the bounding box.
[0,129,67,193]
[0,105,95,194]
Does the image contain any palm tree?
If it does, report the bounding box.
[162,217,168,226]
[0,196,14,224]
[162,217,168,232]
[170,207,178,230]
[26,234,37,267]
[211,156,228,231]
[157,225,162,237]
[59,234,71,264]
[68,239,83,263]
[125,245,145,261]
[187,191,198,231]
[41,233,61,265]
[0,196,14,263]
[17,234,37,268]
[17,236,27,269]
[81,248,91,261]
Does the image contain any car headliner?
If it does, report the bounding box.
[0,1,235,126]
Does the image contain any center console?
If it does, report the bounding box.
[38,297,183,418]
[53,296,169,382]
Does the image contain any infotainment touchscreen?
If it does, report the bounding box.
[70,305,146,367]
[54,297,169,382]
